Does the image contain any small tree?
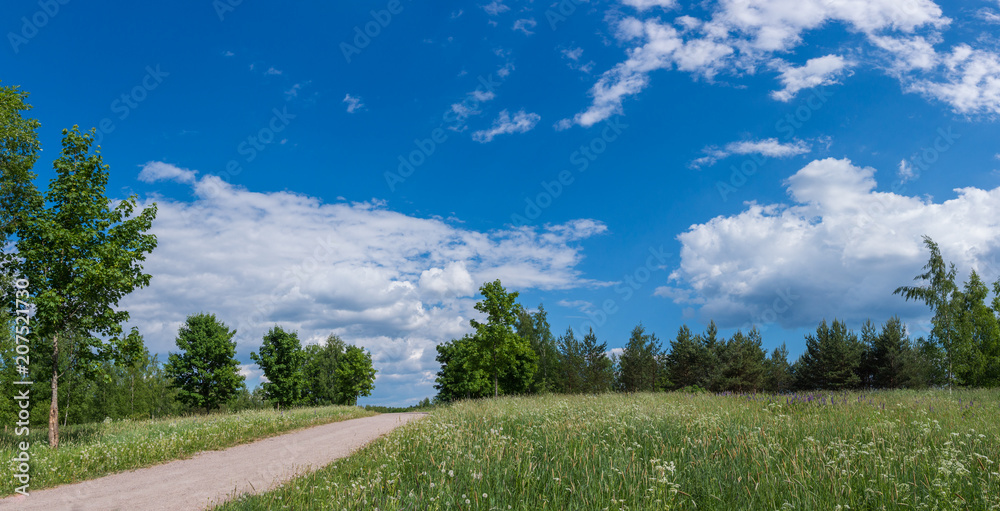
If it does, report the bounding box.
[335,345,376,406]
[251,326,306,408]
[17,126,157,448]
[165,313,245,412]
[470,280,523,397]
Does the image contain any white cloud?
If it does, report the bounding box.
[868,35,939,73]
[574,18,733,127]
[771,55,853,102]
[621,0,677,11]
[265,67,282,76]
[513,18,537,35]
[343,94,365,113]
[908,45,1000,115]
[898,159,916,183]
[222,51,235,57]
[124,162,608,406]
[563,47,584,61]
[482,0,509,16]
[668,157,1000,330]
[472,109,541,143]
[285,83,303,99]
[569,0,954,126]
[138,161,197,184]
[977,8,1000,24]
[557,299,595,313]
[690,138,811,168]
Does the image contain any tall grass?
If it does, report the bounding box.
[1,405,374,494]
[220,389,1000,510]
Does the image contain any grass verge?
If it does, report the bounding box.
[1,405,374,494]
[218,390,999,510]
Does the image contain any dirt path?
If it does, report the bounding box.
[0,412,426,511]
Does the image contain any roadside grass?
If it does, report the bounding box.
[219,389,1000,510]
[1,405,374,494]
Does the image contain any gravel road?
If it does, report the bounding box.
[0,412,426,511]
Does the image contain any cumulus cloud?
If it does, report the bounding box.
[472,109,541,142]
[690,138,811,169]
[123,162,607,406]
[665,157,1000,331]
[771,55,853,102]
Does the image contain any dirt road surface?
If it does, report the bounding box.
[0,412,426,511]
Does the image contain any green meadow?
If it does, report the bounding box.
[220,390,1000,510]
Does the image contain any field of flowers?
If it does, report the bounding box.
[219,390,1000,510]
[0,405,373,494]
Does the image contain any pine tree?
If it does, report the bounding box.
[581,328,613,393]
[557,326,585,393]
[617,324,661,392]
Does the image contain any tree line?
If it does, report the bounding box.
[0,83,375,447]
[436,240,1000,401]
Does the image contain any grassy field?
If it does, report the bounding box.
[1,405,374,494]
[219,390,999,510]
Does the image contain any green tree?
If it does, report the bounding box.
[165,313,245,412]
[557,326,585,393]
[765,343,793,393]
[664,325,702,390]
[302,335,346,405]
[335,344,376,406]
[716,328,767,392]
[17,127,157,447]
[862,317,910,389]
[0,83,42,289]
[470,280,523,397]
[953,271,1000,387]
[516,304,558,393]
[434,335,490,402]
[617,324,661,392]
[251,326,306,408]
[794,319,864,390]
[581,327,613,393]
[697,321,723,390]
[894,236,963,388]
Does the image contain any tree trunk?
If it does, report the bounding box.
[49,333,59,449]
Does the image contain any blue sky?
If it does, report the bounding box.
[5,0,1000,406]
